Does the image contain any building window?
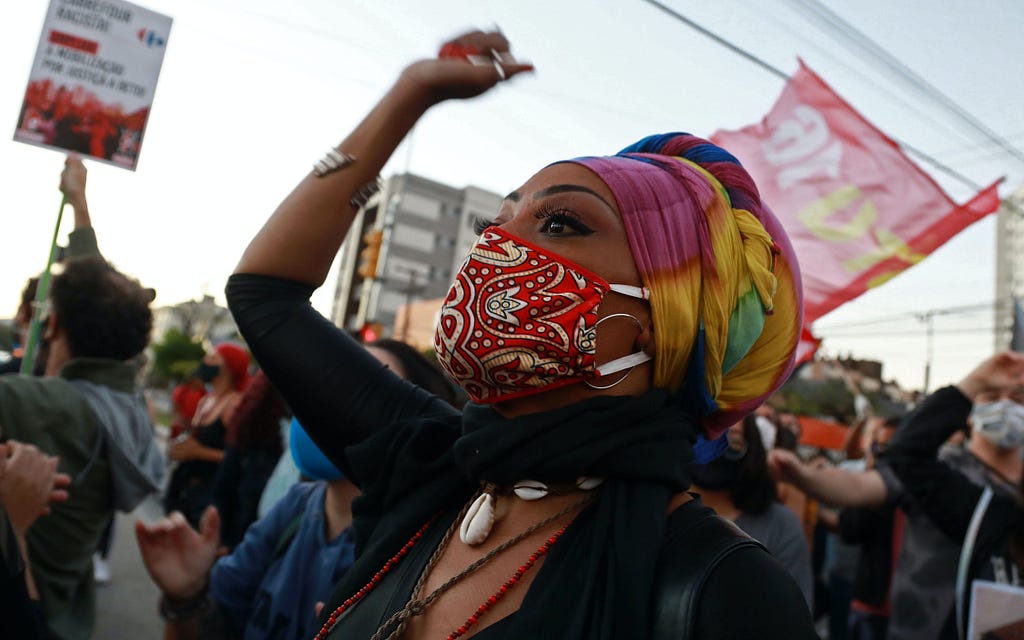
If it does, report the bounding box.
[399,193,442,220]
[392,225,435,251]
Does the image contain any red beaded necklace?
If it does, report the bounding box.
[313,493,593,640]
[312,520,434,640]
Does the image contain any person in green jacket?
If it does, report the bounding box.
[0,155,164,640]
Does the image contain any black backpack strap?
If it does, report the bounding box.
[271,513,304,562]
[653,511,764,639]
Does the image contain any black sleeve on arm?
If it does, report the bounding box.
[693,546,818,639]
[225,273,459,480]
[885,385,981,542]
[839,505,884,544]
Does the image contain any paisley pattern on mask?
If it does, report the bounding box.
[434,227,610,403]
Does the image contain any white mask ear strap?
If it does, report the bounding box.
[585,351,652,390]
[595,350,652,377]
[609,284,650,301]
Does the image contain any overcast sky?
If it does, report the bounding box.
[3,0,1022,391]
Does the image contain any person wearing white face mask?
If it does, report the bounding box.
[886,352,1024,640]
[771,352,1024,640]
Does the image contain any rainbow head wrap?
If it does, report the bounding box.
[568,133,802,448]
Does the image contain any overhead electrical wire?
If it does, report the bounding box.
[813,299,1013,332]
[781,0,1024,168]
[820,326,1009,339]
[639,0,1006,196]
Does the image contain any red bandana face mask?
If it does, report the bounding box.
[433,227,651,404]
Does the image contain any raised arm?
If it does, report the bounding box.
[769,448,888,508]
[59,154,101,258]
[228,32,531,473]
[886,352,1024,541]
[234,31,531,286]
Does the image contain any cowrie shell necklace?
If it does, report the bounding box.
[459,477,604,546]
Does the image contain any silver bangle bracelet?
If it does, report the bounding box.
[350,177,382,209]
[312,149,356,177]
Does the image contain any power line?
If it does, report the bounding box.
[821,326,1010,339]
[813,298,1012,331]
[782,0,1024,168]
[639,0,997,194]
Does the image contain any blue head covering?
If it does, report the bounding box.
[289,418,344,481]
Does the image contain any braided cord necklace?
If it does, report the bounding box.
[314,490,596,640]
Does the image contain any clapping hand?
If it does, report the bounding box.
[135,506,221,600]
[0,441,71,535]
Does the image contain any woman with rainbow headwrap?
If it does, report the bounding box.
[215,30,813,639]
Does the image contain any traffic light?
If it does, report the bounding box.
[358,228,384,279]
[359,322,384,342]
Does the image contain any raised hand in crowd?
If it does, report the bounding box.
[768,447,888,508]
[58,153,95,233]
[235,30,532,286]
[955,351,1024,401]
[135,506,221,600]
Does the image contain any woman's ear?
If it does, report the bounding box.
[636,323,655,356]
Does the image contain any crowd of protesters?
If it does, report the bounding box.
[1,30,1023,640]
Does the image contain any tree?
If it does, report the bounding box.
[0,321,13,353]
[150,328,205,386]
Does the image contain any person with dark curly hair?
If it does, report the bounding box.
[2,154,101,377]
[0,169,164,640]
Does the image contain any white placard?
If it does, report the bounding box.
[968,580,1024,640]
[13,0,172,170]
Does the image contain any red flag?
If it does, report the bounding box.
[712,61,1002,345]
[794,325,821,368]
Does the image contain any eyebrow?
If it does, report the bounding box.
[502,184,615,211]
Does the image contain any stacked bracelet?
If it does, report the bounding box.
[350,178,382,209]
[313,149,355,177]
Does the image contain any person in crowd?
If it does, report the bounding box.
[220,29,815,639]
[689,414,814,609]
[138,340,453,639]
[210,369,287,549]
[2,154,101,377]
[837,415,901,640]
[753,403,779,452]
[775,410,801,452]
[252,338,459,521]
[886,352,1024,639]
[364,338,460,405]
[0,441,71,639]
[0,257,163,639]
[170,374,208,440]
[0,157,164,640]
[165,342,251,528]
[770,363,1023,640]
[0,278,39,375]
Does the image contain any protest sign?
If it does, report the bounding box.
[14,0,172,170]
[968,580,1024,640]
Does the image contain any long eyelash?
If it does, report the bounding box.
[473,217,496,235]
[534,206,594,235]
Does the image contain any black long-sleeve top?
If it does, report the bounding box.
[225,273,817,639]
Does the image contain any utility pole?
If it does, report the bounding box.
[917,308,956,393]
[918,311,935,393]
[392,265,425,343]
[400,269,417,342]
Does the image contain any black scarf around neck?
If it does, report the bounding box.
[334,389,697,640]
